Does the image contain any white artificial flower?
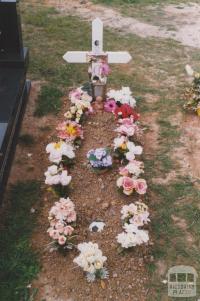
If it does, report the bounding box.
[60,170,72,186]
[125,141,143,161]
[44,165,72,186]
[117,231,138,248]
[121,203,138,220]
[116,176,123,188]
[117,224,149,248]
[46,141,75,164]
[73,242,107,274]
[126,161,144,177]
[107,87,136,108]
[44,165,60,185]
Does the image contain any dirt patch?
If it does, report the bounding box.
[173,114,200,180]
[171,215,194,244]
[142,112,159,155]
[32,110,151,301]
[26,0,200,49]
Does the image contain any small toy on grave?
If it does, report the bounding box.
[89,221,105,232]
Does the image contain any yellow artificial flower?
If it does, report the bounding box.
[121,142,127,150]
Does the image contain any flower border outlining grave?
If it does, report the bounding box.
[105,87,151,250]
[44,86,93,251]
[43,85,151,279]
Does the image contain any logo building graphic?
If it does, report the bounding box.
[167,266,197,298]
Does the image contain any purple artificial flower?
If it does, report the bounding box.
[100,63,110,76]
[104,99,117,113]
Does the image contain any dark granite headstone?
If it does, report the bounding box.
[0,0,30,202]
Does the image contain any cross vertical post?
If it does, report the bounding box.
[63,18,132,101]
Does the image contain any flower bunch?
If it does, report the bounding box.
[117,202,150,249]
[87,147,112,169]
[119,160,144,177]
[107,87,150,250]
[115,120,139,137]
[56,120,83,144]
[104,99,117,113]
[113,136,143,161]
[64,87,93,123]
[47,197,76,249]
[117,223,149,249]
[46,141,75,165]
[121,202,150,227]
[45,165,71,186]
[73,242,108,282]
[107,87,136,108]
[117,176,147,195]
[44,165,71,196]
[45,87,93,253]
[114,104,140,120]
[183,73,200,115]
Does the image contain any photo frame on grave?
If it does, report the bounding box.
[87,54,108,100]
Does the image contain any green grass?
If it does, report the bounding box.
[18,134,35,146]
[34,85,63,117]
[0,181,41,301]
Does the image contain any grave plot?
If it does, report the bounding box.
[2,1,200,301]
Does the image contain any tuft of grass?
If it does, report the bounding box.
[34,85,63,117]
[18,134,35,146]
[0,181,41,301]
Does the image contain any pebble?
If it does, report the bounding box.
[102,202,109,210]
[101,184,105,190]
[113,273,118,278]
[96,197,101,203]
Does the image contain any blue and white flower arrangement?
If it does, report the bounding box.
[87,147,112,170]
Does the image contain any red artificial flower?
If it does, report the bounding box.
[114,104,140,121]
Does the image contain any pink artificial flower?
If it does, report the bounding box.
[48,228,60,240]
[118,116,135,126]
[64,225,74,236]
[58,235,67,245]
[67,211,77,223]
[117,176,135,195]
[104,99,117,113]
[56,120,83,141]
[69,90,81,100]
[133,179,147,195]
[55,221,65,233]
[123,177,135,195]
[130,215,144,227]
[115,123,138,137]
[100,63,110,76]
[119,166,129,176]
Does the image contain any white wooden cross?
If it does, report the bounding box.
[63,18,132,100]
[63,18,132,66]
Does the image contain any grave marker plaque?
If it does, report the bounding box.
[0,0,30,202]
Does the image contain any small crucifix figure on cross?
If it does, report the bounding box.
[63,18,132,104]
